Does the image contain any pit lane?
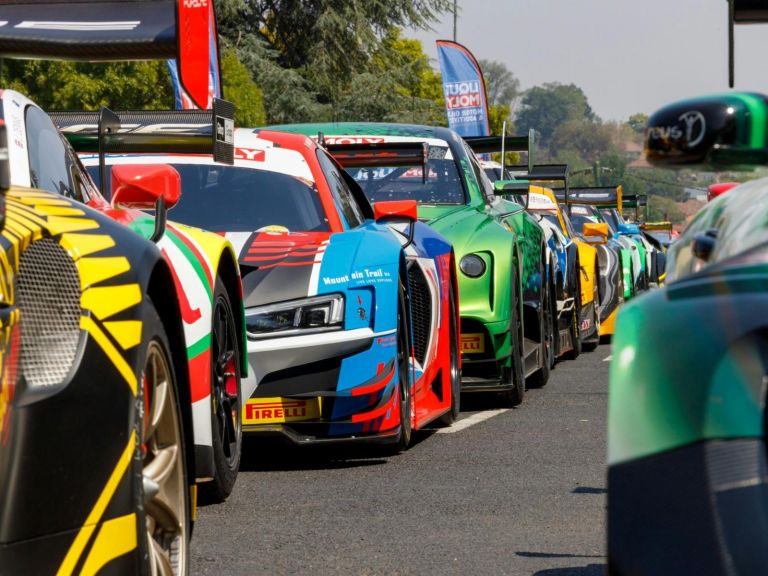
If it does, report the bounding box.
[191,345,609,576]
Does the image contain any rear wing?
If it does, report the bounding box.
[505,164,573,209]
[51,100,235,162]
[52,99,235,196]
[464,130,536,172]
[0,0,220,109]
[323,141,431,183]
[641,222,673,232]
[566,186,624,208]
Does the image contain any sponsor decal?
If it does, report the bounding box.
[323,267,393,287]
[648,110,706,147]
[444,81,483,110]
[460,333,484,354]
[183,0,209,7]
[323,136,385,145]
[243,397,321,424]
[215,116,234,144]
[580,318,592,331]
[235,147,266,162]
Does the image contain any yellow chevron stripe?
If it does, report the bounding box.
[80,316,138,395]
[77,257,131,290]
[81,285,142,320]
[55,431,135,576]
[35,206,86,217]
[103,320,142,350]
[60,233,116,259]
[79,513,137,576]
[45,216,100,235]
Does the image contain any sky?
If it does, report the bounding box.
[407,0,768,121]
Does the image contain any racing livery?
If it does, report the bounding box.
[0,109,192,573]
[89,128,460,447]
[608,92,768,575]
[270,124,553,405]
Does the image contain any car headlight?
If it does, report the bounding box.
[460,254,486,278]
[246,294,345,339]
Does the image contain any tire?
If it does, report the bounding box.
[501,266,525,407]
[390,278,413,452]
[200,278,242,503]
[584,268,601,352]
[437,283,460,426]
[137,303,190,576]
[567,271,582,360]
[528,271,553,388]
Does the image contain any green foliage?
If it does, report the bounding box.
[550,120,616,163]
[1,59,173,110]
[648,194,686,224]
[479,59,519,107]
[216,0,450,123]
[487,103,512,136]
[515,82,595,144]
[628,113,649,135]
[221,49,266,126]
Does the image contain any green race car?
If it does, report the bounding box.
[609,92,768,575]
[268,123,553,405]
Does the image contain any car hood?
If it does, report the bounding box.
[419,204,500,257]
[226,230,332,307]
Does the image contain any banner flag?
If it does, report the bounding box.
[169,1,222,109]
[436,40,491,138]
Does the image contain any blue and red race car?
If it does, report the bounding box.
[83,128,460,450]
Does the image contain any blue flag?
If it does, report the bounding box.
[436,40,490,138]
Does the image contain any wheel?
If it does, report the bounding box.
[501,266,525,407]
[583,268,601,352]
[200,278,242,503]
[437,283,460,426]
[138,304,189,576]
[391,278,413,451]
[528,271,553,388]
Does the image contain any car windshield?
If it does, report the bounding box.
[346,152,465,205]
[88,163,330,233]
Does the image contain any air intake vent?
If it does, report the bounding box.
[17,238,81,387]
[408,263,432,366]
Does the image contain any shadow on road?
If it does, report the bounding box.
[459,391,517,412]
[572,486,607,494]
[532,565,605,576]
[238,428,437,473]
[517,552,605,559]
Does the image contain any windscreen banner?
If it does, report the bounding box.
[168,1,222,109]
[436,40,491,138]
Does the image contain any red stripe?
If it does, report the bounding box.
[351,362,395,397]
[188,348,212,403]
[242,260,317,268]
[162,248,203,324]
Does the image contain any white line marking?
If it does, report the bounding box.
[436,409,509,434]
[603,355,612,362]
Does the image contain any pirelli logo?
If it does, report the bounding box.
[460,333,484,354]
[243,397,321,425]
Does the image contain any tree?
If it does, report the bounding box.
[479,59,520,107]
[648,194,686,224]
[216,0,451,122]
[221,49,267,126]
[515,82,595,144]
[549,120,616,163]
[627,113,648,135]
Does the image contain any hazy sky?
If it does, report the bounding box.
[408,0,768,121]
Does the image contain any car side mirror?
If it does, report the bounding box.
[493,179,530,208]
[374,199,417,223]
[111,164,181,242]
[582,222,609,244]
[646,93,768,169]
[374,199,417,249]
[692,229,718,262]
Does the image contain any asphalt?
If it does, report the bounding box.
[191,343,610,576]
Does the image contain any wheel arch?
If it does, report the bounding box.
[145,258,196,485]
[216,246,248,376]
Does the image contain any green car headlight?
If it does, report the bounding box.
[246,294,344,339]
[460,254,486,278]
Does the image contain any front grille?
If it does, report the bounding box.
[17,238,81,387]
[408,263,432,366]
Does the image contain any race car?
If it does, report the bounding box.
[608,91,768,576]
[0,95,200,574]
[81,128,460,448]
[270,124,554,404]
[506,165,602,352]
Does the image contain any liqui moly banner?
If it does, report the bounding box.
[436,40,490,138]
[168,0,222,109]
